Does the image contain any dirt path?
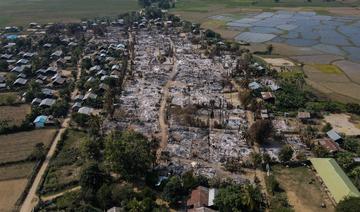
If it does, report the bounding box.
[41,186,81,202]
[20,62,82,212]
[156,38,178,161]
[157,59,178,161]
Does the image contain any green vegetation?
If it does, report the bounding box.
[214,184,263,212]
[105,130,156,180]
[173,0,358,13]
[311,64,343,75]
[39,129,87,195]
[336,196,360,212]
[0,0,139,27]
[279,145,294,162]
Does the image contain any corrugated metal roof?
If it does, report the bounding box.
[310,158,360,203]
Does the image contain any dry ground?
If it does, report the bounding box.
[0,178,28,212]
[0,104,31,126]
[0,162,36,211]
[0,162,35,181]
[273,166,335,212]
[303,64,360,103]
[324,113,360,136]
[334,60,360,84]
[0,129,56,163]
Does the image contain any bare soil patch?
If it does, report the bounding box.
[0,178,28,212]
[0,129,56,163]
[274,166,335,212]
[324,113,360,136]
[263,57,295,67]
[0,104,31,126]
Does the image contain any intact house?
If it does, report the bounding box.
[13,78,28,86]
[327,129,343,144]
[39,98,56,108]
[33,115,48,128]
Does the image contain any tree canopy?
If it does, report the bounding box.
[214,184,262,212]
[105,130,155,180]
[336,196,360,212]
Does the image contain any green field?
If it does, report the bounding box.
[174,0,359,12]
[0,0,139,27]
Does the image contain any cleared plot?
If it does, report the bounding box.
[0,129,56,163]
[0,0,139,26]
[324,113,360,136]
[0,178,28,212]
[41,129,87,194]
[273,166,335,212]
[0,104,31,126]
[0,162,35,181]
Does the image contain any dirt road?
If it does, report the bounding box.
[156,39,178,161]
[20,62,82,212]
[157,59,178,161]
[41,186,81,202]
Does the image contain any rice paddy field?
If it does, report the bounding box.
[0,129,56,163]
[0,0,139,27]
[0,104,31,126]
[174,6,360,103]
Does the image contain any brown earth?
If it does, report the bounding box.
[0,104,31,126]
[0,129,56,163]
[0,178,28,212]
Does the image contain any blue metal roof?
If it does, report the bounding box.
[34,115,47,123]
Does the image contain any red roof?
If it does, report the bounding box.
[318,138,339,153]
[187,186,209,209]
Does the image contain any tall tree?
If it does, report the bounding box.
[105,130,155,180]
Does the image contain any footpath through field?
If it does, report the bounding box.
[20,62,82,212]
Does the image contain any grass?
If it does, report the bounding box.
[312,64,343,75]
[0,129,56,163]
[0,0,139,27]
[0,92,19,105]
[174,0,359,11]
[41,129,87,194]
[0,104,31,126]
[272,165,335,211]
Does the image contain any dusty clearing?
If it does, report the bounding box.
[263,57,295,67]
[274,166,335,212]
[0,129,56,163]
[324,113,360,136]
[0,178,28,212]
[0,104,31,126]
